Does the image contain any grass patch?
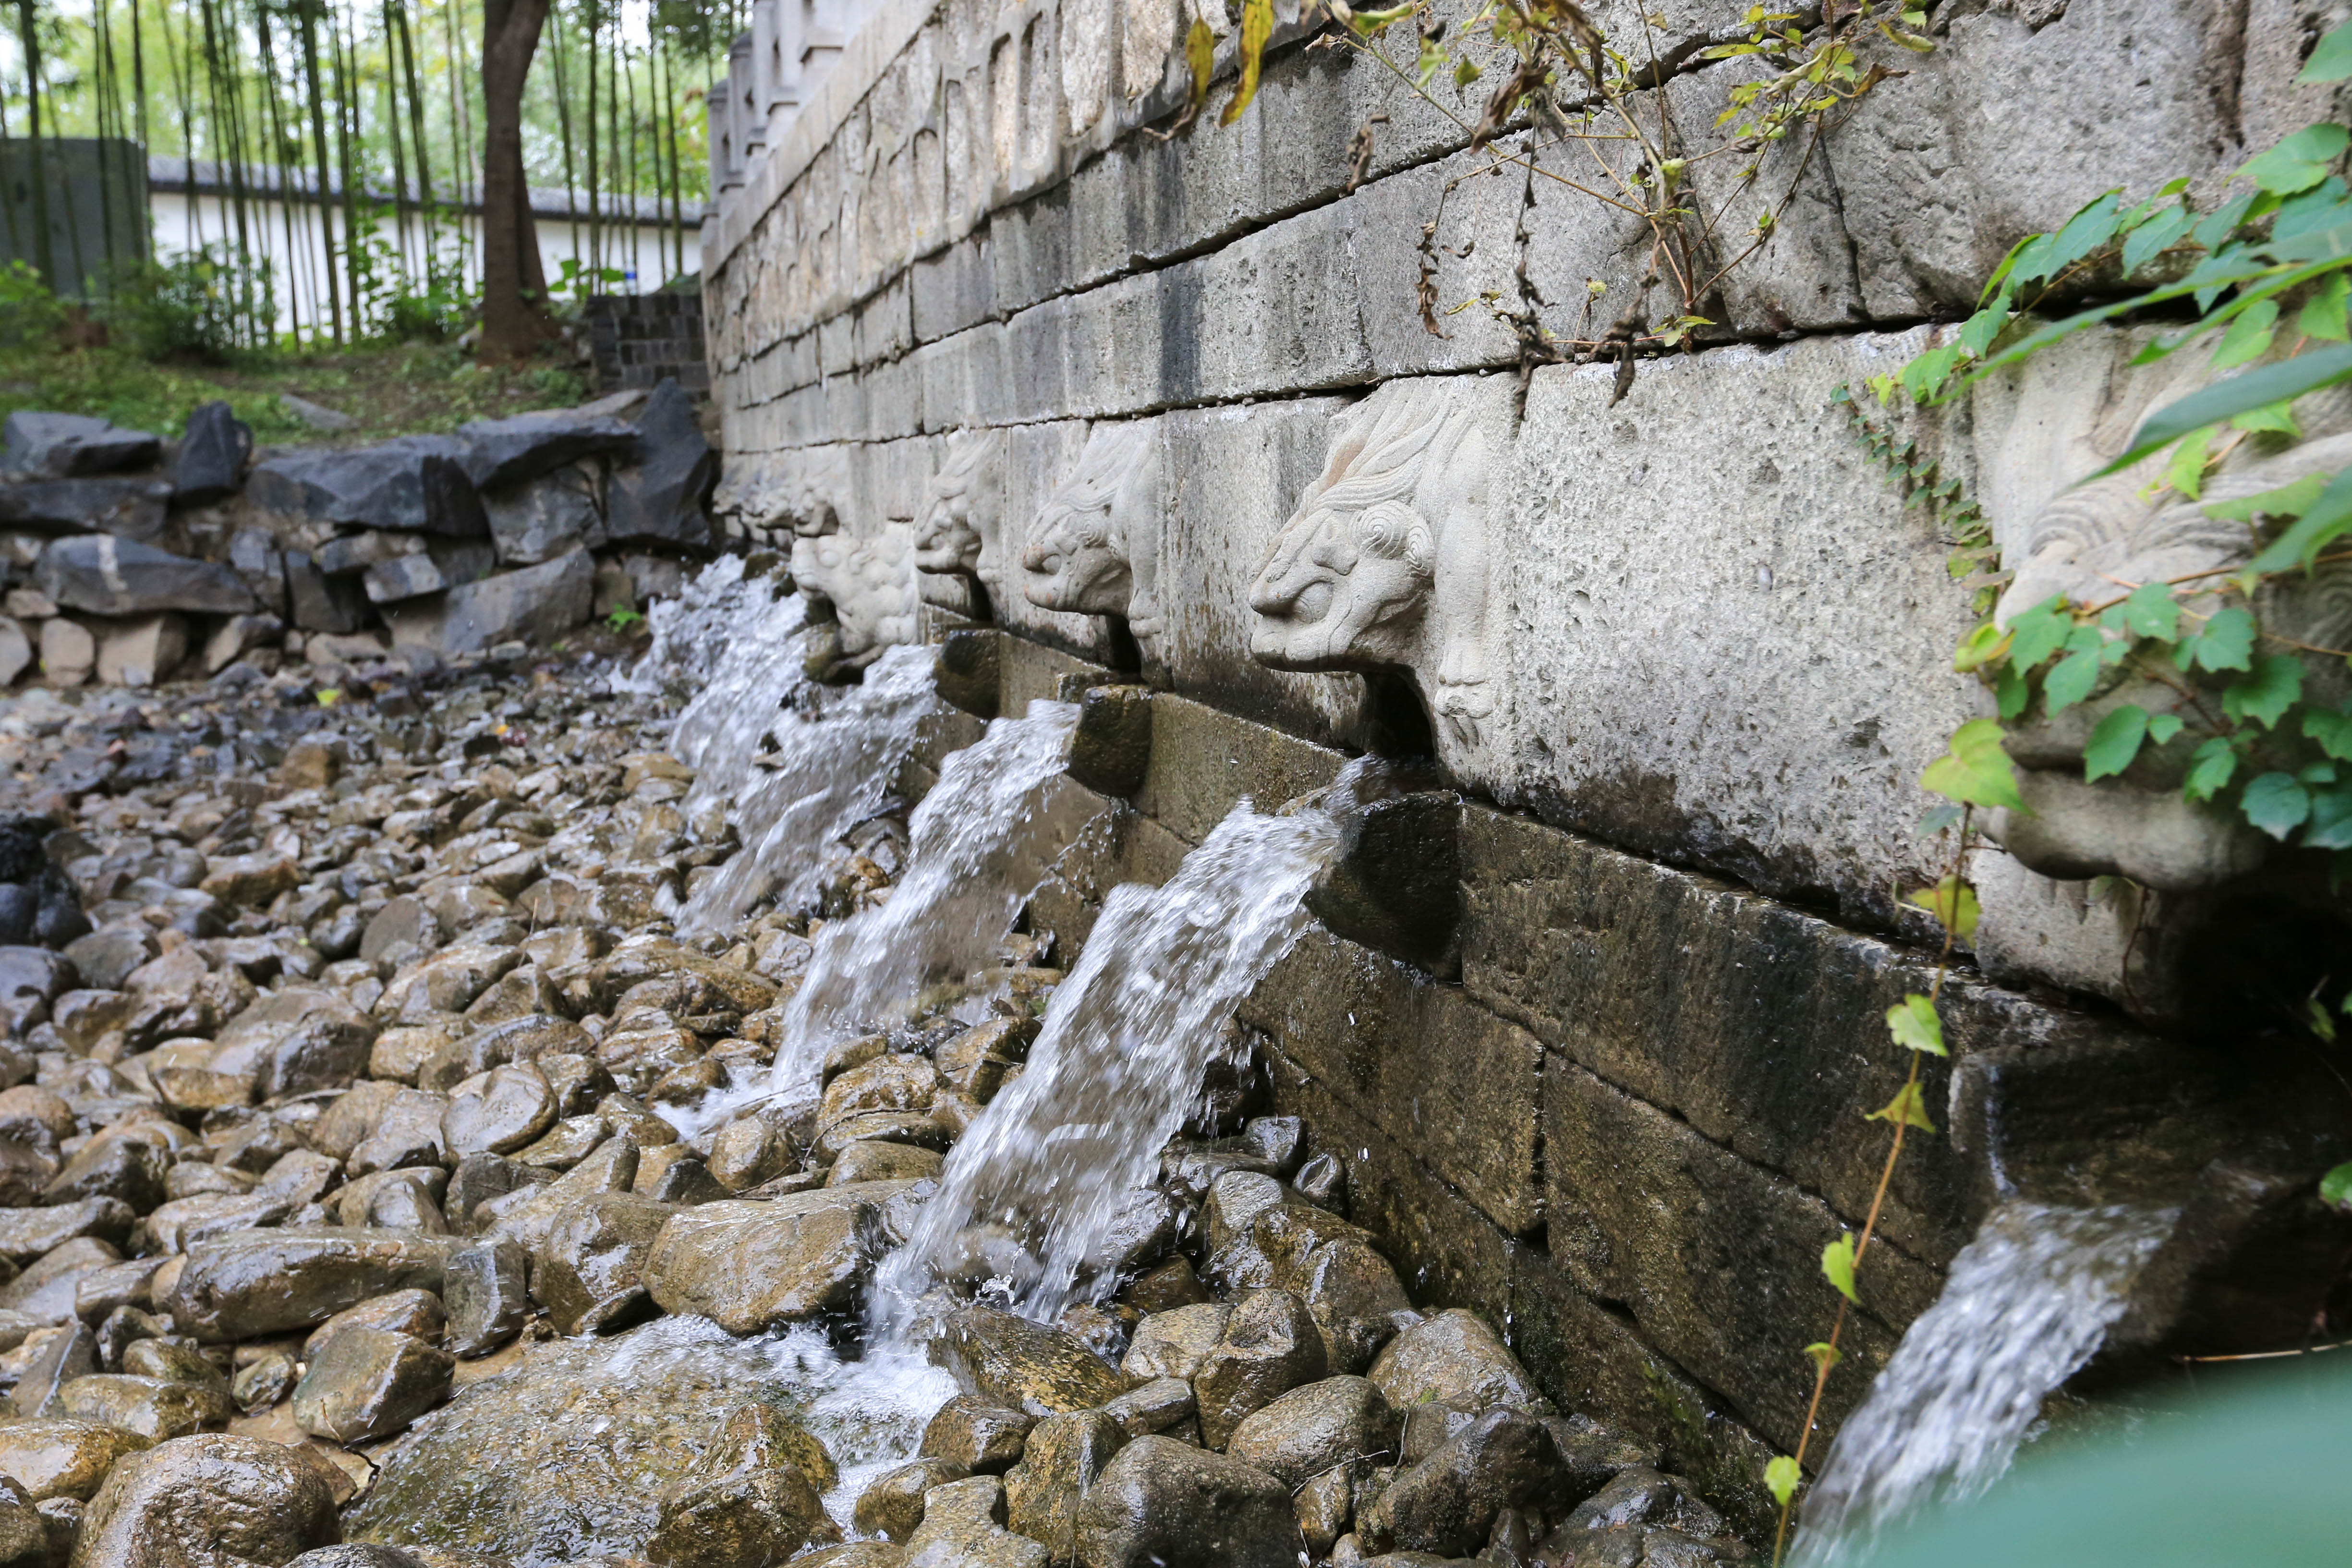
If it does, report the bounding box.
[0,341,594,443]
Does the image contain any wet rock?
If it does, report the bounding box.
[9,1321,96,1418]
[0,1198,133,1262]
[818,1055,941,1129]
[1291,1235,1413,1376]
[645,1400,840,1568]
[35,535,256,617]
[441,1239,530,1358]
[233,1349,298,1412]
[4,412,158,478]
[1083,1190,1182,1281]
[0,1418,147,1501]
[384,549,597,658]
[602,381,716,550]
[380,946,523,1022]
[1556,1468,1728,1539]
[332,1168,450,1232]
[249,438,488,537]
[1,1238,121,1325]
[855,1458,969,1544]
[633,1147,726,1206]
[1123,1259,1214,1315]
[0,1478,41,1567]
[1192,1290,1327,1451]
[705,1117,794,1192]
[1005,1410,1127,1562]
[1071,1435,1299,1568]
[445,1153,546,1230]
[1226,1377,1399,1490]
[1098,1379,1196,1440]
[1121,1305,1230,1384]
[933,1306,1134,1418]
[533,1193,676,1336]
[442,1065,558,1158]
[289,1548,433,1568]
[642,1189,897,1333]
[172,401,252,505]
[311,1081,406,1164]
[303,1288,447,1359]
[292,1324,455,1444]
[478,1135,639,1253]
[118,1337,232,1399]
[347,1321,817,1561]
[55,1372,231,1441]
[41,1135,167,1212]
[1358,1410,1563,1558]
[827,1140,944,1185]
[346,1089,454,1178]
[168,1229,454,1340]
[76,1431,340,1564]
[904,1475,1046,1568]
[1202,1173,1285,1261]
[920,1396,1035,1474]
[1367,1311,1545,1417]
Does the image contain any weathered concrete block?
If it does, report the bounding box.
[1238,923,1541,1238]
[1131,694,1344,848]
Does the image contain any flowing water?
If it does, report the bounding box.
[674,644,942,939]
[755,698,1088,1108]
[1791,1201,2178,1564]
[873,758,1383,1332]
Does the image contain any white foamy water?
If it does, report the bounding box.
[874,759,1383,1331]
[675,643,942,939]
[1791,1201,2178,1564]
[759,697,1088,1105]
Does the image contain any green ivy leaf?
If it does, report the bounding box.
[2148,712,2187,745]
[2320,1162,2352,1213]
[2247,468,2352,573]
[2183,736,2242,802]
[1996,664,2031,721]
[2211,298,2280,370]
[2083,705,2150,782]
[2005,595,2074,672]
[1866,1080,1939,1132]
[2175,606,2258,673]
[2300,22,2352,83]
[2043,647,2107,714]
[2304,704,2352,759]
[2097,345,2352,477]
[1921,718,2026,811]
[2233,398,2305,437]
[1820,1234,1859,1303]
[1916,803,1965,837]
[1906,875,1981,941]
[2240,123,2352,195]
[1885,993,1948,1056]
[2242,771,2313,838]
[1958,302,2010,357]
[1764,1455,1804,1507]
[2300,272,2352,342]
[2303,784,2352,849]
[2164,427,2215,500]
[2202,470,2329,523]
[2015,190,2124,285]
[2122,204,2194,276]
[1804,1341,1843,1374]
[1899,343,1967,402]
[2222,654,2305,728]
[1952,622,2011,673]
[2119,582,2182,639]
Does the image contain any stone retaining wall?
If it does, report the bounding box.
[709,0,2352,1528]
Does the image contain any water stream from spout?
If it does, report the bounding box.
[752,697,1087,1109]
[1790,1200,2177,1565]
[873,757,1382,1334]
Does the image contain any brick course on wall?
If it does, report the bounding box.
[585,292,712,398]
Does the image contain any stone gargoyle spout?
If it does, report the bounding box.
[790,525,920,674]
[1020,422,1166,644]
[913,430,1008,612]
[1992,422,2352,892]
[1245,381,1493,746]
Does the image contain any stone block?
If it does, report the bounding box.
[1132,695,1344,848]
[37,618,91,687]
[1542,1055,1935,1454]
[1348,140,1528,380]
[383,550,597,656]
[93,613,187,687]
[34,535,256,617]
[1238,924,1540,1239]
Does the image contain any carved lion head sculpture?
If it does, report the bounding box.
[913,429,1007,586]
[1247,384,1493,744]
[1993,418,2352,892]
[1021,422,1166,639]
[790,525,920,669]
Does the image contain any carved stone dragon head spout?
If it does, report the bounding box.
[1246,384,1494,745]
[1020,422,1166,640]
[790,525,920,672]
[1993,424,2352,893]
[913,430,1006,584]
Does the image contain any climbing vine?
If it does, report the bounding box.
[1760,17,2352,1559]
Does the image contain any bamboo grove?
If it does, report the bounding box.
[0,0,733,346]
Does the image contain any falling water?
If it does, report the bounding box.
[674,644,942,939]
[874,758,1383,1332]
[754,698,1088,1106]
[1790,1201,2178,1564]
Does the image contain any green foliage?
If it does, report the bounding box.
[1819,1234,1859,1303]
[606,607,647,631]
[1764,1455,1803,1508]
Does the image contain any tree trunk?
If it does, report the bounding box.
[15,0,56,288]
[479,0,554,359]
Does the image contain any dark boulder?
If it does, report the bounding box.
[383,547,595,656]
[1071,1435,1299,1568]
[248,438,489,537]
[171,401,253,505]
[2,413,158,478]
[75,1433,340,1564]
[603,378,715,550]
[283,550,373,634]
[0,477,174,545]
[457,407,638,490]
[33,535,257,616]
[485,464,606,565]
